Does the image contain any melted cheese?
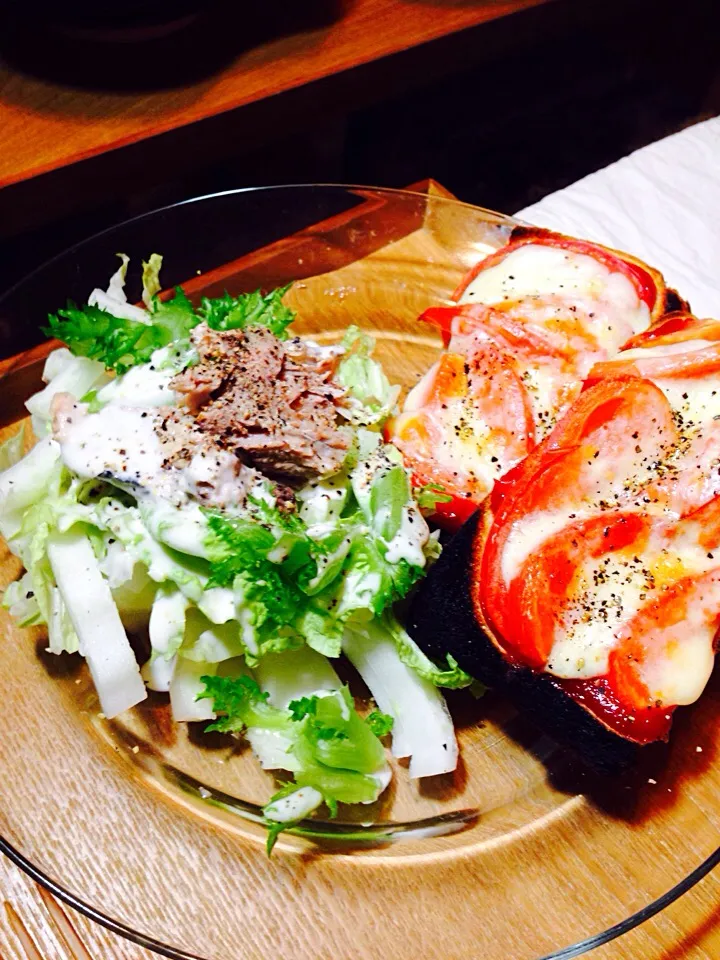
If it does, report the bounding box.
[500,510,583,586]
[459,244,650,337]
[638,580,719,705]
[543,511,719,704]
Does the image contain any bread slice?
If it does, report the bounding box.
[406,510,640,774]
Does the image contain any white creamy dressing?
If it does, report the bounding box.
[459,244,650,342]
[297,475,349,525]
[384,505,428,567]
[55,402,252,510]
[96,363,179,407]
[263,786,324,823]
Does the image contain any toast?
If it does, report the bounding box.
[406,510,639,773]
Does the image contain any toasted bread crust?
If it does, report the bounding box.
[407,509,639,773]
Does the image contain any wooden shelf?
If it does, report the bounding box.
[0,0,551,188]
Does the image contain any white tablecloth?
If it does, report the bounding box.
[515,117,720,319]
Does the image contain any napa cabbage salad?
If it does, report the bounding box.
[0,255,471,851]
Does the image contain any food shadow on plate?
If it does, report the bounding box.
[0,0,350,93]
[34,636,84,679]
[472,661,720,825]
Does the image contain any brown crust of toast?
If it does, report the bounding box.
[407,509,639,774]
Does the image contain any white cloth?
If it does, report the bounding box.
[515,117,720,319]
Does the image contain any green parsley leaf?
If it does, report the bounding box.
[43,287,197,375]
[288,696,318,721]
[199,285,296,338]
[365,709,394,737]
[197,674,270,734]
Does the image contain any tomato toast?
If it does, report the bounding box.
[408,311,720,771]
[386,227,687,531]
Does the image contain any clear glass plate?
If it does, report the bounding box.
[0,184,718,960]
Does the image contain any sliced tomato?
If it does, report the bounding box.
[429,491,480,532]
[420,303,571,360]
[453,228,661,312]
[621,312,720,351]
[502,513,651,669]
[420,306,460,348]
[489,377,677,529]
[589,341,720,381]
[386,340,534,527]
[480,378,678,644]
[608,569,720,712]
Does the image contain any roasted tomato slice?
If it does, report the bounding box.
[590,341,720,381]
[621,312,720,351]
[386,343,534,524]
[481,377,678,645]
[453,228,663,314]
[609,568,720,713]
[503,512,652,669]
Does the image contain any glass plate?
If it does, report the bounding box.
[0,185,718,960]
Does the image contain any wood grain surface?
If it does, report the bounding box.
[1,852,719,960]
[0,0,551,189]
[0,183,719,960]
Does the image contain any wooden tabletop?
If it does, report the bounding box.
[0,0,551,189]
[1,849,719,959]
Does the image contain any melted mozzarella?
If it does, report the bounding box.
[459,244,649,336]
[638,580,719,706]
[546,523,718,702]
[500,510,583,586]
[660,378,720,425]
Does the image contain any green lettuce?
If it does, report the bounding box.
[336,327,400,427]
[198,285,295,338]
[45,255,297,375]
[198,676,387,851]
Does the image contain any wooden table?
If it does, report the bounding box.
[1,849,719,960]
[0,2,719,954]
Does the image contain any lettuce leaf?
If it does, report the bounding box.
[43,299,193,375]
[45,255,297,374]
[383,611,473,689]
[142,254,163,309]
[199,677,387,823]
[199,285,295,338]
[0,425,25,472]
[336,326,400,427]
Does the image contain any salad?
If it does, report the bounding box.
[0,255,472,851]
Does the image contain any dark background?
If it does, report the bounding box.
[0,0,718,294]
